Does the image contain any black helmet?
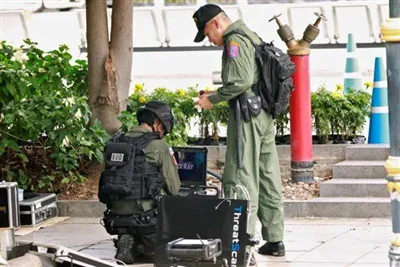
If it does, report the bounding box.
[136,101,174,134]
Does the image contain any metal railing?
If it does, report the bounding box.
[0,1,389,53]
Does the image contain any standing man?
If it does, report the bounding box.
[98,101,181,264]
[193,4,285,256]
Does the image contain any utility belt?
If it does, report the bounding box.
[229,91,262,122]
[228,90,262,169]
[102,208,158,235]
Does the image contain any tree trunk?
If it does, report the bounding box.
[110,0,133,112]
[86,0,133,134]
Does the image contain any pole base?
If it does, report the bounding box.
[291,161,314,183]
[389,245,400,266]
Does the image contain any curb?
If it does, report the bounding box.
[57,200,106,217]
[56,199,391,219]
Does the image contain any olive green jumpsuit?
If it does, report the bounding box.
[208,20,284,243]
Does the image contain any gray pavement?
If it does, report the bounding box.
[15,217,393,267]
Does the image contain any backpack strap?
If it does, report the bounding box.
[135,132,161,152]
[224,29,261,48]
[121,131,161,152]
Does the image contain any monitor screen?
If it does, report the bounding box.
[172,147,208,187]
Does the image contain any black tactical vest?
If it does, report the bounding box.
[98,132,165,204]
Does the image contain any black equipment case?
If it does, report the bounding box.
[155,196,249,267]
[0,181,20,228]
[19,193,57,226]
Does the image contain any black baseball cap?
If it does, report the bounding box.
[192,4,223,43]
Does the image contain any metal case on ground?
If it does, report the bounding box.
[166,238,222,261]
[0,181,20,228]
[19,193,57,226]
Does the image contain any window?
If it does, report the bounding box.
[134,0,154,6]
[207,0,238,5]
[164,0,197,6]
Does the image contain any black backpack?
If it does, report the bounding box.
[226,29,296,118]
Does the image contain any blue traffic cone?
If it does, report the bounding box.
[368,57,389,144]
[344,33,363,94]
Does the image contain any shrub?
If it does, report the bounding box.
[311,85,371,142]
[0,40,108,192]
[275,112,290,136]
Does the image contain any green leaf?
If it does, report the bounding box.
[61,177,70,184]
[5,139,19,151]
[95,148,103,161]
[18,170,29,184]
[6,82,18,98]
[19,153,29,163]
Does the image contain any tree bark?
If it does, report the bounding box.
[87,0,133,134]
[110,0,133,112]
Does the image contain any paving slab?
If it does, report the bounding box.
[352,252,389,265]
[283,241,323,251]
[293,250,368,264]
[16,218,392,267]
[13,217,393,267]
[264,264,349,267]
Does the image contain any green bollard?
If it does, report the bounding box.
[386,157,400,266]
[381,1,400,265]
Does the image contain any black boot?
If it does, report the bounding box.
[258,241,285,256]
[115,234,135,264]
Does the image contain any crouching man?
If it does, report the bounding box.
[98,101,181,264]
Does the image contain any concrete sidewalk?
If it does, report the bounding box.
[15,217,392,267]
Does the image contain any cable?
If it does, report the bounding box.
[233,185,251,231]
[235,185,251,201]
[214,199,231,210]
[100,257,127,266]
[245,246,258,267]
[234,184,259,267]
[207,169,222,181]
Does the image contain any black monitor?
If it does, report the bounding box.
[172,147,208,188]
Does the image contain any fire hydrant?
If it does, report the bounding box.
[270,12,327,183]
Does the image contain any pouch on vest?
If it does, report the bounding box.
[101,142,135,198]
[105,142,134,168]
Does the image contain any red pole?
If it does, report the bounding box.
[289,55,314,182]
[290,56,313,161]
